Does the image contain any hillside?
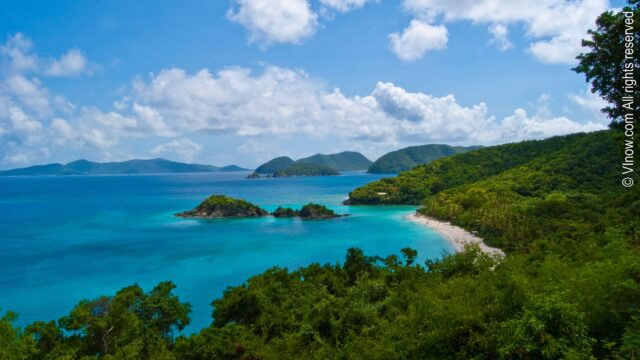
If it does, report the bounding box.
[346,133,591,205]
[272,162,339,177]
[0,158,249,176]
[368,144,482,173]
[253,156,295,174]
[297,151,372,171]
[251,151,369,178]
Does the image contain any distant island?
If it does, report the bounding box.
[273,162,339,177]
[367,144,482,174]
[249,151,371,178]
[177,195,343,219]
[0,158,250,176]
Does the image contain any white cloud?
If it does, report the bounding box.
[151,138,203,162]
[130,66,604,146]
[51,118,74,139]
[569,87,610,122]
[389,20,448,62]
[501,108,603,140]
[399,0,610,64]
[4,75,51,116]
[45,49,89,77]
[319,0,372,12]
[0,34,607,168]
[132,103,174,136]
[488,24,512,51]
[0,34,39,73]
[0,33,93,77]
[227,0,318,46]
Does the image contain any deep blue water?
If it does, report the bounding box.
[0,171,453,332]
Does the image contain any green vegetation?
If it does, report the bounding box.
[297,203,341,219]
[3,233,639,359]
[3,4,639,359]
[2,129,640,358]
[0,158,249,176]
[177,195,268,218]
[271,207,298,218]
[253,156,295,175]
[347,132,584,205]
[250,151,371,178]
[1,282,191,359]
[272,204,342,219]
[297,151,372,171]
[368,144,482,174]
[273,162,339,177]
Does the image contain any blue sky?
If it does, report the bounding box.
[0,0,624,168]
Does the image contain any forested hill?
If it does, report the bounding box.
[254,156,295,174]
[346,132,608,205]
[367,144,482,173]
[250,151,371,177]
[297,151,372,171]
[0,158,249,176]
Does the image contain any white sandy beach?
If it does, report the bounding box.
[407,213,505,257]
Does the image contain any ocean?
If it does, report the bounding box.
[0,171,453,332]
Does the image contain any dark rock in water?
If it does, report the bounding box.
[272,207,298,218]
[298,203,342,219]
[247,172,261,179]
[176,195,268,219]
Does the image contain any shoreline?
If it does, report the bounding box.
[407,213,505,257]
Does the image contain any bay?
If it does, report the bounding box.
[0,171,453,331]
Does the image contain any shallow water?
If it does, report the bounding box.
[0,171,453,331]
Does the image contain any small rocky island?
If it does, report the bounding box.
[273,203,343,219]
[176,195,269,218]
[177,195,345,220]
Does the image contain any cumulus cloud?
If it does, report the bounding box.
[389,20,448,62]
[227,0,318,46]
[130,66,604,145]
[569,87,610,122]
[45,49,89,77]
[0,33,39,73]
[319,0,372,13]
[398,0,610,64]
[0,33,92,77]
[151,138,203,162]
[488,24,512,51]
[0,34,606,168]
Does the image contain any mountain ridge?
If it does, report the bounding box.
[368,144,483,173]
[0,158,250,176]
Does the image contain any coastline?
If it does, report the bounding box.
[407,213,505,257]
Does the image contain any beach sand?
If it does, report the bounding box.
[407,213,505,257]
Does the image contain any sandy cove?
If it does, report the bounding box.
[407,213,505,257]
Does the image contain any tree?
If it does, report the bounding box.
[574,0,640,127]
[497,296,595,359]
[58,282,190,358]
[0,311,35,360]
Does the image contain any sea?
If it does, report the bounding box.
[0,171,453,332]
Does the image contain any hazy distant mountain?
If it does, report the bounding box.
[297,151,372,171]
[0,158,250,176]
[368,145,483,174]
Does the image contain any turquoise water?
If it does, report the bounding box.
[0,171,453,332]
